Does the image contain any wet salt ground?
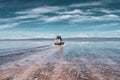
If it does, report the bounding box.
[48,42,120,80]
[0,41,120,80]
[54,42,120,65]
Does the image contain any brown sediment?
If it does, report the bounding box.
[0,46,120,80]
[80,58,107,80]
[1,58,120,80]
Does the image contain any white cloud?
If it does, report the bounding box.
[40,13,120,23]
[1,13,119,27]
[0,15,40,23]
[58,9,83,15]
[101,9,120,14]
[100,9,114,14]
[0,6,65,26]
[0,23,20,29]
[14,15,40,19]
[0,3,120,29]
[41,15,73,22]
[70,14,120,23]
[16,6,63,15]
[69,2,102,7]
[57,9,93,17]
[90,8,120,14]
[91,14,119,21]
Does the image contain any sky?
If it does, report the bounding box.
[0,0,120,39]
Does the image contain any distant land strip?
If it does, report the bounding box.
[0,37,120,42]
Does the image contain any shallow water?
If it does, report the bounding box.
[0,41,52,66]
[0,41,52,52]
[49,42,120,80]
[0,41,120,80]
[0,41,120,66]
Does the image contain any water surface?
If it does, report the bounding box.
[0,41,120,80]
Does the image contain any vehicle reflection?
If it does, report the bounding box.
[54,45,64,59]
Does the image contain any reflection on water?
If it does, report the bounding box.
[53,42,120,65]
[53,45,64,60]
[51,42,120,80]
[0,41,120,80]
[55,45,64,54]
[0,41,52,52]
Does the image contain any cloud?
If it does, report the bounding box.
[0,23,20,29]
[58,9,84,15]
[0,15,40,28]
[14,15,40,20]
[0,1,120,29]
[39,13,120,23]
[90,8,120,14]
[1,10,120,28]
[0,14,40,23]
[99,9,116,14]
[69,2,102,7]
[91,14,119,20]
[16,6,64,15]
[55,8,94,18]
[57,9,94,17]
[15,1,102,16]
[41,15,73,22]
[0,6,65,27]
[70,14,120,23]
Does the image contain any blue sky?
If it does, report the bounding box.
[0,0,120,39]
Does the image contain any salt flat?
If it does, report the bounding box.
[0,41,120,80]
